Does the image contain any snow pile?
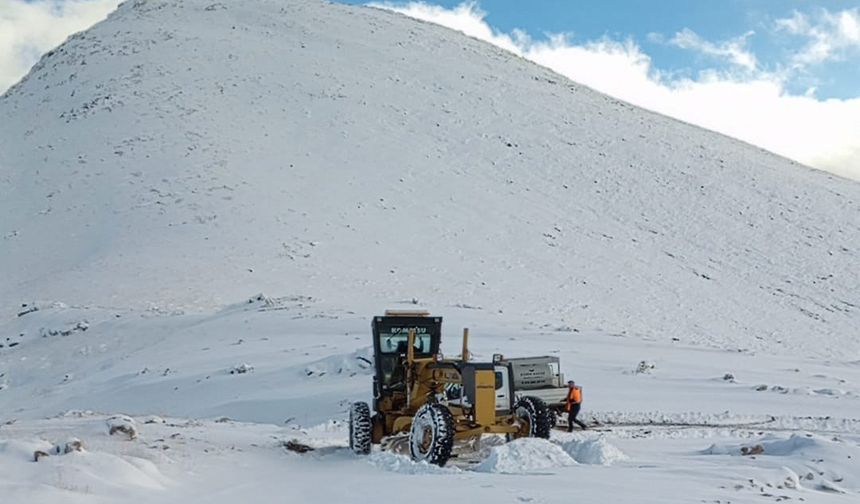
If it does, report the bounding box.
[633,361,656,374]
[560,437,628,466]
[107,415,138,440]
[302,347,374,379]
[702,434,817,457]
[475,438,575,474]
[34,438,85,461]
[42,449,169,491]
[229,363,254,375]
[245,294,317,312]
[368,452,460,475]
[40,320,90,338]
[753,384,856,399]
[0,438,170,499]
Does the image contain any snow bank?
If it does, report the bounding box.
[560,437,628,465]
[475,438,575,474]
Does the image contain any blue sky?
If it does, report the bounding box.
[343,0,860,100]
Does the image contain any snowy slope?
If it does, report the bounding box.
[0,0,858,358]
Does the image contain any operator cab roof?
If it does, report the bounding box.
[384,309,430,317]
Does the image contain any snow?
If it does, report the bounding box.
[701,434,859,495]
[106,415,138,440]
[475,438,576,474]
[0,0,859,502]
[560,436,628,465]
[703,433,820,457]
[0,417,172,503]
[367,452,461,475]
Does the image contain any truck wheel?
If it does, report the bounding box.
[510,396,552,440]
[409,403,454,466]
[349,402,372,455]
[549,408,558,428]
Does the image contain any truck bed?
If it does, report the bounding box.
[516,386,567,407]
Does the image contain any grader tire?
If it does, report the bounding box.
[409,403,454,466]
[511,396,552,440]
[349,402,372,455]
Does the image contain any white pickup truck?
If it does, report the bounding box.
[503,356,569,424]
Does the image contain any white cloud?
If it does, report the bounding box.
[667,28,758,71]
[368,1,524,53]
[0,0,120,93]
[776,8,860,66]
[369,2,860,180]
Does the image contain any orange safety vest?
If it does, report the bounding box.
[565,386,582,411]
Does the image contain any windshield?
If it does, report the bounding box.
[378,326,432,354]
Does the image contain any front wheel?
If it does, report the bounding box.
[509,396,552,440]
[349,402,372,455]
[409,403,454,466]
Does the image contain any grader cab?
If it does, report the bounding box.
[349,311,551,466]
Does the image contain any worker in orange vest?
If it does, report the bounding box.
[565,380,587,431]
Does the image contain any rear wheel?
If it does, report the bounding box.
[509,396,552,440]
[409,403,454,466]
[349,402,372,455]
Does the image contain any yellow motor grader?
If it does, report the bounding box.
[349,310,551,466]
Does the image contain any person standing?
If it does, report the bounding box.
[565,380,587,431]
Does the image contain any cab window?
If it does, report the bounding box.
[378,328,432,355]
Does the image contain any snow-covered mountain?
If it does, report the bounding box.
[1,2,860,503]
[1,0,858,356]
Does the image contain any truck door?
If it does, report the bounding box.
[494,365,511,411]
